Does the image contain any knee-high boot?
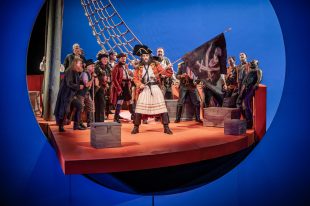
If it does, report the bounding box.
[131,113,142,134]
[162,112,173,135]
[114,104,122,123]
[174,105,183,123]
[129,104,135,120]
[195,105,203,123]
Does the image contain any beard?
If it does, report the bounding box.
[119,60,126,65]
[141,58,151,65]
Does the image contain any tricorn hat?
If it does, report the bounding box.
[117,53,127,58]
[85,59,95,67]
[133,44,152,56]
[97,53,109,61]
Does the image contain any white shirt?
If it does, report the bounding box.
[142,65,156,83]
[122,65,130,80]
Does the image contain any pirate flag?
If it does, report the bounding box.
[182,33,227,89]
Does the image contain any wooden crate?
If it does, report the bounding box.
[224,119,247,135]
[90,122,121,149]
[28,91,41,116]
[165,98,195,121]
[203,107,241,128]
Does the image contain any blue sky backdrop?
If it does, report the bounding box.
[62,0,285,129]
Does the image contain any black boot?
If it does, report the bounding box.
[114,104,121,123]
[58,122,65,132]
[73,122,86,130]
[86,112,93,127]
[59,125,65,132]
[162,113,173,135]
[129,104,135,120]
[164,125,173,135]
[79,121,87,129]
[131,113,142,134]
[195,105,203,123]
[246,119,253,129]
[174,105,183,123]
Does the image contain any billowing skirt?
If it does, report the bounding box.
[135,85,167,115]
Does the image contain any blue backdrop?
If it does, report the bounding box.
[62,0,285,128]
[1,0,310,205]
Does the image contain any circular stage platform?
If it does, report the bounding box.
[40,114,255,175]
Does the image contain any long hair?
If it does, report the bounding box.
[68,57,83,72]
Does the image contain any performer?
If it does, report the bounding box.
[54,57,85,132]
[96,53,113,119]
[77,59,98,127]
[222,56,238,107]
[63,43,86,71]
[237,60,262,129]
[156,47,175,99]
[110,53,135,123]
[237,52,250,93]
[109,51,118,69]
[94,53,110,122]
[175,62,203,123]
[131,45,173,135]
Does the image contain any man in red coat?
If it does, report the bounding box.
[110,53,135,123]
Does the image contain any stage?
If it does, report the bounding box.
[38,115,255,175]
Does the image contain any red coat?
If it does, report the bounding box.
[110,63,132,105]
[133,61,173,101]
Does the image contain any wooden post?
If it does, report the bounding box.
[43,0,64,120]
[253,84,267,140]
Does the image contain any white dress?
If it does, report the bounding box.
[135,65,168,115]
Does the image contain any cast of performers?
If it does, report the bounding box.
[237,59,262,129]
[131,45,173,135]
[110,53,135,123]
[156,48,176,100]
[94,53,110,122]
[54,57,85,132]
[77,59,98,127]
[175,62,203,123]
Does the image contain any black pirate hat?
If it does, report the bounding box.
[117,53,127,58]
[133,44,152,56]
[85,59,95,67]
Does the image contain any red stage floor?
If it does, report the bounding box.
[39,115,255,175]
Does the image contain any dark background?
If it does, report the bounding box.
[1,0,310,205]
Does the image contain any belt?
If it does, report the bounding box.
[146,82,158,86]
[144,82,158,96]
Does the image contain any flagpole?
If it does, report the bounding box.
[224,27,232,33]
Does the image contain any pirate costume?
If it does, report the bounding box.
[131,45,173,135]
[110,53,135,123]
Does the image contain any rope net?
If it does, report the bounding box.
[80,0,142,60]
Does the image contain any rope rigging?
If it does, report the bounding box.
[80,0,142,60]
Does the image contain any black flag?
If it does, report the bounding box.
[182,33,227,88]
